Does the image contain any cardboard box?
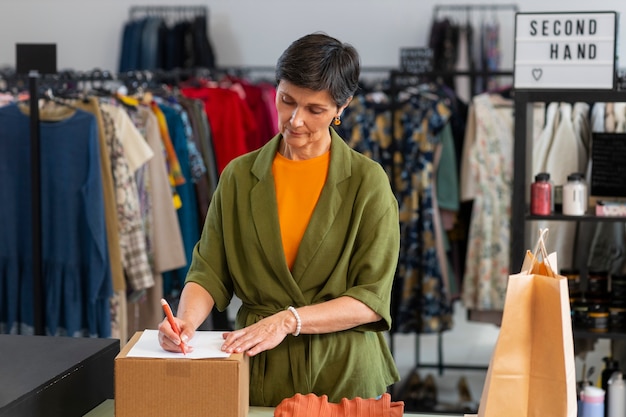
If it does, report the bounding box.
[0,334,118,417]
[115,331,249,417]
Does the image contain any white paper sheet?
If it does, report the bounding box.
[126,329,231,359]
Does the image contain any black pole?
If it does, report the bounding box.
[29,70,45,336]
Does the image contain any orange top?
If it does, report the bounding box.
[272,150,330,270]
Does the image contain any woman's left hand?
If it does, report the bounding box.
[220,310,295,356]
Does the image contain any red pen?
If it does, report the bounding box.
[160,298,187,355]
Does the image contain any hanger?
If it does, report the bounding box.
[42,88,81,110]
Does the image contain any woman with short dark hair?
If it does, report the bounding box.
[159,32,400,407]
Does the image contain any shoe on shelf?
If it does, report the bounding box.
[457,375,479,412]
[420,373,438,410]
[457,376,472,403]
[397,370,422,402]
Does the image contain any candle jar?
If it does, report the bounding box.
[587,303,609,333]
[562,268,582,298]
[562,173,587,216]
[530,172,552,215]
[587,270,609,301]
[609,302,626,330]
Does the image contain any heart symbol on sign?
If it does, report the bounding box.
[532,68,543,81]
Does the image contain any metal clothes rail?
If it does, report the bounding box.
[433,3,519,17]
[128,5,208,20]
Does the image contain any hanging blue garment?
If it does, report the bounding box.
[0,104,112,337]
[119,18,147,72]
[159,102,200,297]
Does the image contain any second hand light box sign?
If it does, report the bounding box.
[514,11,617,90]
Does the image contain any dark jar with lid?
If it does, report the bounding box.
[572,299,590,329]
[562,268,582,298]
[612,274,626,301]
[587,270,609,301]
[609,301,626,330]
[587,303,609,333]
[530,172,552,215]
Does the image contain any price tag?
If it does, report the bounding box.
[399,48,433,74]
[16,43,57,75]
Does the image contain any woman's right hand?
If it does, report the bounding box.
[156,282,215,353]
[157,316,194,353]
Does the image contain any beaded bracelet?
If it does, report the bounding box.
[287,306,302,337]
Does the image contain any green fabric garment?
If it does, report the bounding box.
[435,123,459,294]
[436,123,460,212]
[186,128,400,406]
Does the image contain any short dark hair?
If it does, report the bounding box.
[275,32,360,108]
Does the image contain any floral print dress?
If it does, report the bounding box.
[461,93,514,310]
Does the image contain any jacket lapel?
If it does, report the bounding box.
[250,136,293,282]
[249,130,352,287]
[291,129,351,280]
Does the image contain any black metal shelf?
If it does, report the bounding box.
[526,213,626,222]
[511,88,626,276]
[514,89,626,103]
[574,328,626,340]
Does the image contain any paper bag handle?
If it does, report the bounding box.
[532,228,557,275]
[532,228,549,261]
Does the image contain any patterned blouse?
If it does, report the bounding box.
[340,88,454,333]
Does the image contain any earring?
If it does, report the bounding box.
[333,116,341,126]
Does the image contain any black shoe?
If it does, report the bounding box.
[420,373,438,410]
[458,376,472,403]
[399,370,422,408]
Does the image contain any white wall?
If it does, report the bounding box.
[0,0,625,72]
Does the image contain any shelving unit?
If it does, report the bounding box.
[527,214,626,223]
[511,88,626,340]
[511,88,626,270]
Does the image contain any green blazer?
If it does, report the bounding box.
[186,128,400,406]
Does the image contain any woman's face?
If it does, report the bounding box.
[276,80,345,151]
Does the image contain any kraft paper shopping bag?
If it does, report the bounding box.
[476,229,577,417]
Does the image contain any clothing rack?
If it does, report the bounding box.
[386,66,518,417]
[2,63,398,337]
[419,2,516,368]
[387,64,513,377]
[1,67,49,335]
[28,71,44,336]
[14,44,59,335]
[43,66,401,90]
[385,68,501,414]
[388,70,515,101]
[429,3,518,100]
